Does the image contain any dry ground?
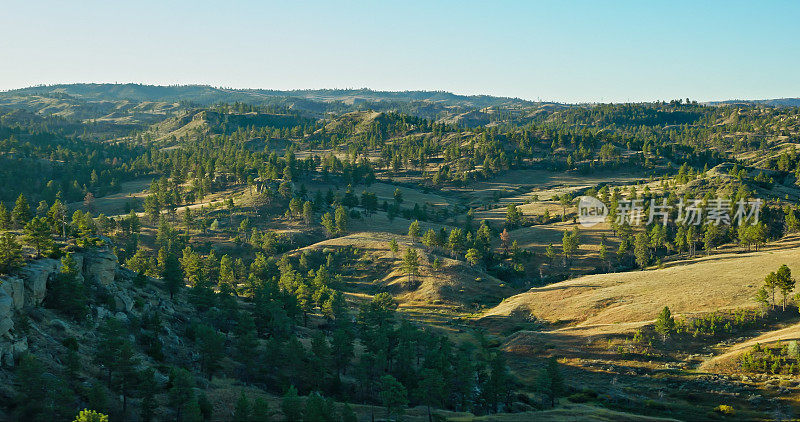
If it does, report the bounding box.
[447,168,647,205]
[290,231,515,331]
[701,321,800,373]
[482,236,800,340]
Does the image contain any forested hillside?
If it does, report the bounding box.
[1,84,800,421]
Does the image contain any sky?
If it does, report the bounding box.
[1,0,799,103]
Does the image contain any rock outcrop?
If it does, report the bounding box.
[0,277,24,311]
[82,249,118,287]
[0,246,121,366]
[16,258,61,307]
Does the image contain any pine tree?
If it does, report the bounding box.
[0,232,23,274]
[0,202,10,230]
[24,216,53,257]
[321,212,336,237]
[331,327,354,375]
[654,306,675,340]
[561,229,580,267]
[402,248,420,283]
[95,319,126,385]
[484,352,512,413]
[505,203,522,227]
[304,392,335,421]
[785,207,800,234]
[169,368,196,422]
[87,381,110,417]
[379,375,408,420]
[282,385,304,421]
[196,324,225,379]
[233,391,250,422]
[251,397,270,422]
[465,248,482,267]
[303,201,314,225]
[112,341,140,418]
[334,205,348,234]
[45,252,87,318]
[340,403,358,422]
[139,369,159,422]
[162,251,184,299]
[14,354,48,420]
[538,356,564,408]
[633,232,650,269]
[776,264,795,311]
[415,368,445,421]
[197,392,213,421]
[755,286,770,316]
[765,271,779,309]
[11,194,31,228]
[408,220,421,240]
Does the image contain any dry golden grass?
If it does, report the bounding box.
[450,402,682,421]
[482,237,800,339]
[293,231,514,310]
[67,177,153,215]
[308,181,455,208]
[449,168,646,205]
[701,322,800,373]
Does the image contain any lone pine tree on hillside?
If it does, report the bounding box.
[505,203,522,227]
[776,264,795,311]
[655,306,676,341]
[765,271,779,309]
[408,219,421,241]
[561,228,580,267]
[402,247,420,283]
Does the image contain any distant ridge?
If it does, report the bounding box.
[708,98,800,107]
[2,83,539,108]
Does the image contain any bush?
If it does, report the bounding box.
[713,404,735,415]
[567,392,594,403]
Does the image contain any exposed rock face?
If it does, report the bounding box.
[0,277,24,311]
[0,246,121,366]
[0,288,14,338]
[0,341,13,367]
[0,289,12,321]
[82,249,118,287]
[16,258,61,307]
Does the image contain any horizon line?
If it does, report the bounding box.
[3,81,799,106]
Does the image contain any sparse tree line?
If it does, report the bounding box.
[623,266,796,356]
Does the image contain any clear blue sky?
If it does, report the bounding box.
[1,0,798,103]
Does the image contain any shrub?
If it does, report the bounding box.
[567,392,594,403]
[714,405,735,415]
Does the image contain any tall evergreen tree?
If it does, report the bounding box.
[11,194,31,228]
